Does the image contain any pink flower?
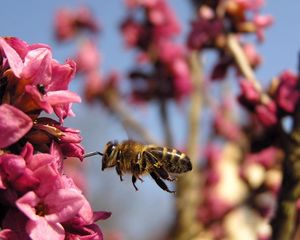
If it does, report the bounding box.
[75,40,101,73]
[187,17,224,50]
[253,15,274,42]
[255,100,277,126]
[235,0,265,11]
[54,7,99,42]
[243,43,262,68]
[238,80,261,105]
[0,104,33,148]
[0,153,39,193]
[274,70,300,114]
[147,0,181,39]
[27,117,84,160]
[16,189,85,240]
[120,18,143,48]
[63,211,111,239]
[0,37,81,122]
[246,147,281,169]
[213,101,242,142]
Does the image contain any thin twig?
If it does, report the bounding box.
[159,99,173,146]
[173,51,203,240]
[102,91,157,144]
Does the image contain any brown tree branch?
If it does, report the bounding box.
[271,103,300,240]
[173,51,203,240]
[101,91,157,144]
[159,99,173,146]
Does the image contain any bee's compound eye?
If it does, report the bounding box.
[106,142,116,157]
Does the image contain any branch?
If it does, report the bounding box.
[159,99,173,146]
[173,51,203,240]
[271,97,300,240]
[101,91,157,144]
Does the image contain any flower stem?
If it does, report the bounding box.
[173,51,203,240]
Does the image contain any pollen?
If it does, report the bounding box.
[35,202,48,217]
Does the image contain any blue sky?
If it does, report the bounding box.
[1,1,300,239]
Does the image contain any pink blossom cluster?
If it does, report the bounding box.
[54,6,121,107]
[0,37,110,239]
[120,0,192,101]
[238,70,300,126]
[54,6,100,42]
[188,0,272,80]
[199,140,282,239]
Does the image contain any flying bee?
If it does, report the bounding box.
[84,140,192,193]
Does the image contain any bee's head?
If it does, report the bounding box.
[102,140,118,170]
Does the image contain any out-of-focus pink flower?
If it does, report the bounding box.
[0,104,33,148]
[157,40,192,98]
[235,0,265,11]
[253,15,274,42]
[243,43,262,68]
[120,18,143,48]
[246,147,282,169]
[125,0,158,8]
[84,70,103,103]
[75,40,101,73]
[147,0,181,39]
[84,70,120,106]
[54,7,99,42]
[213,102,243,142]
[255,100,277,126]
[238,80,261,106]
[187,17,224,50]
[274,70,300,114]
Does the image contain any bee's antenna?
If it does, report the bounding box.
[83,151,104,158]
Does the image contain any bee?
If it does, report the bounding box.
[84,140,192,193]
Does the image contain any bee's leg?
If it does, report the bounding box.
[132,175,139,191]
[143,151,171,181]
[150,172,175,194]
[154,166,177,181]
[116,160,123,181]
[132,163,144,182]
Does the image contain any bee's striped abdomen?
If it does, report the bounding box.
[148,147,192,174]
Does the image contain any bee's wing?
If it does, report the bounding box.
[147,147,192,174]
[120,114,159,145]
[143,149,170,180]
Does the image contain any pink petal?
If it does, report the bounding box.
[93,211,112,222]
[0,38,24,77]
[25,85,53,113]
[48,59,76,91]
[4,37,29,60]
[16,191,40,221]
[22,48,52,86]
[0,104,33,148]
[44,189,85,223]
[25,85,53,114]
[13,168,40,193]
[26,219,64,240]
[0,154,26,179]
[45,90,81,105]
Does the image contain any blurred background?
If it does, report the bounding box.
[2,1,300,239]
